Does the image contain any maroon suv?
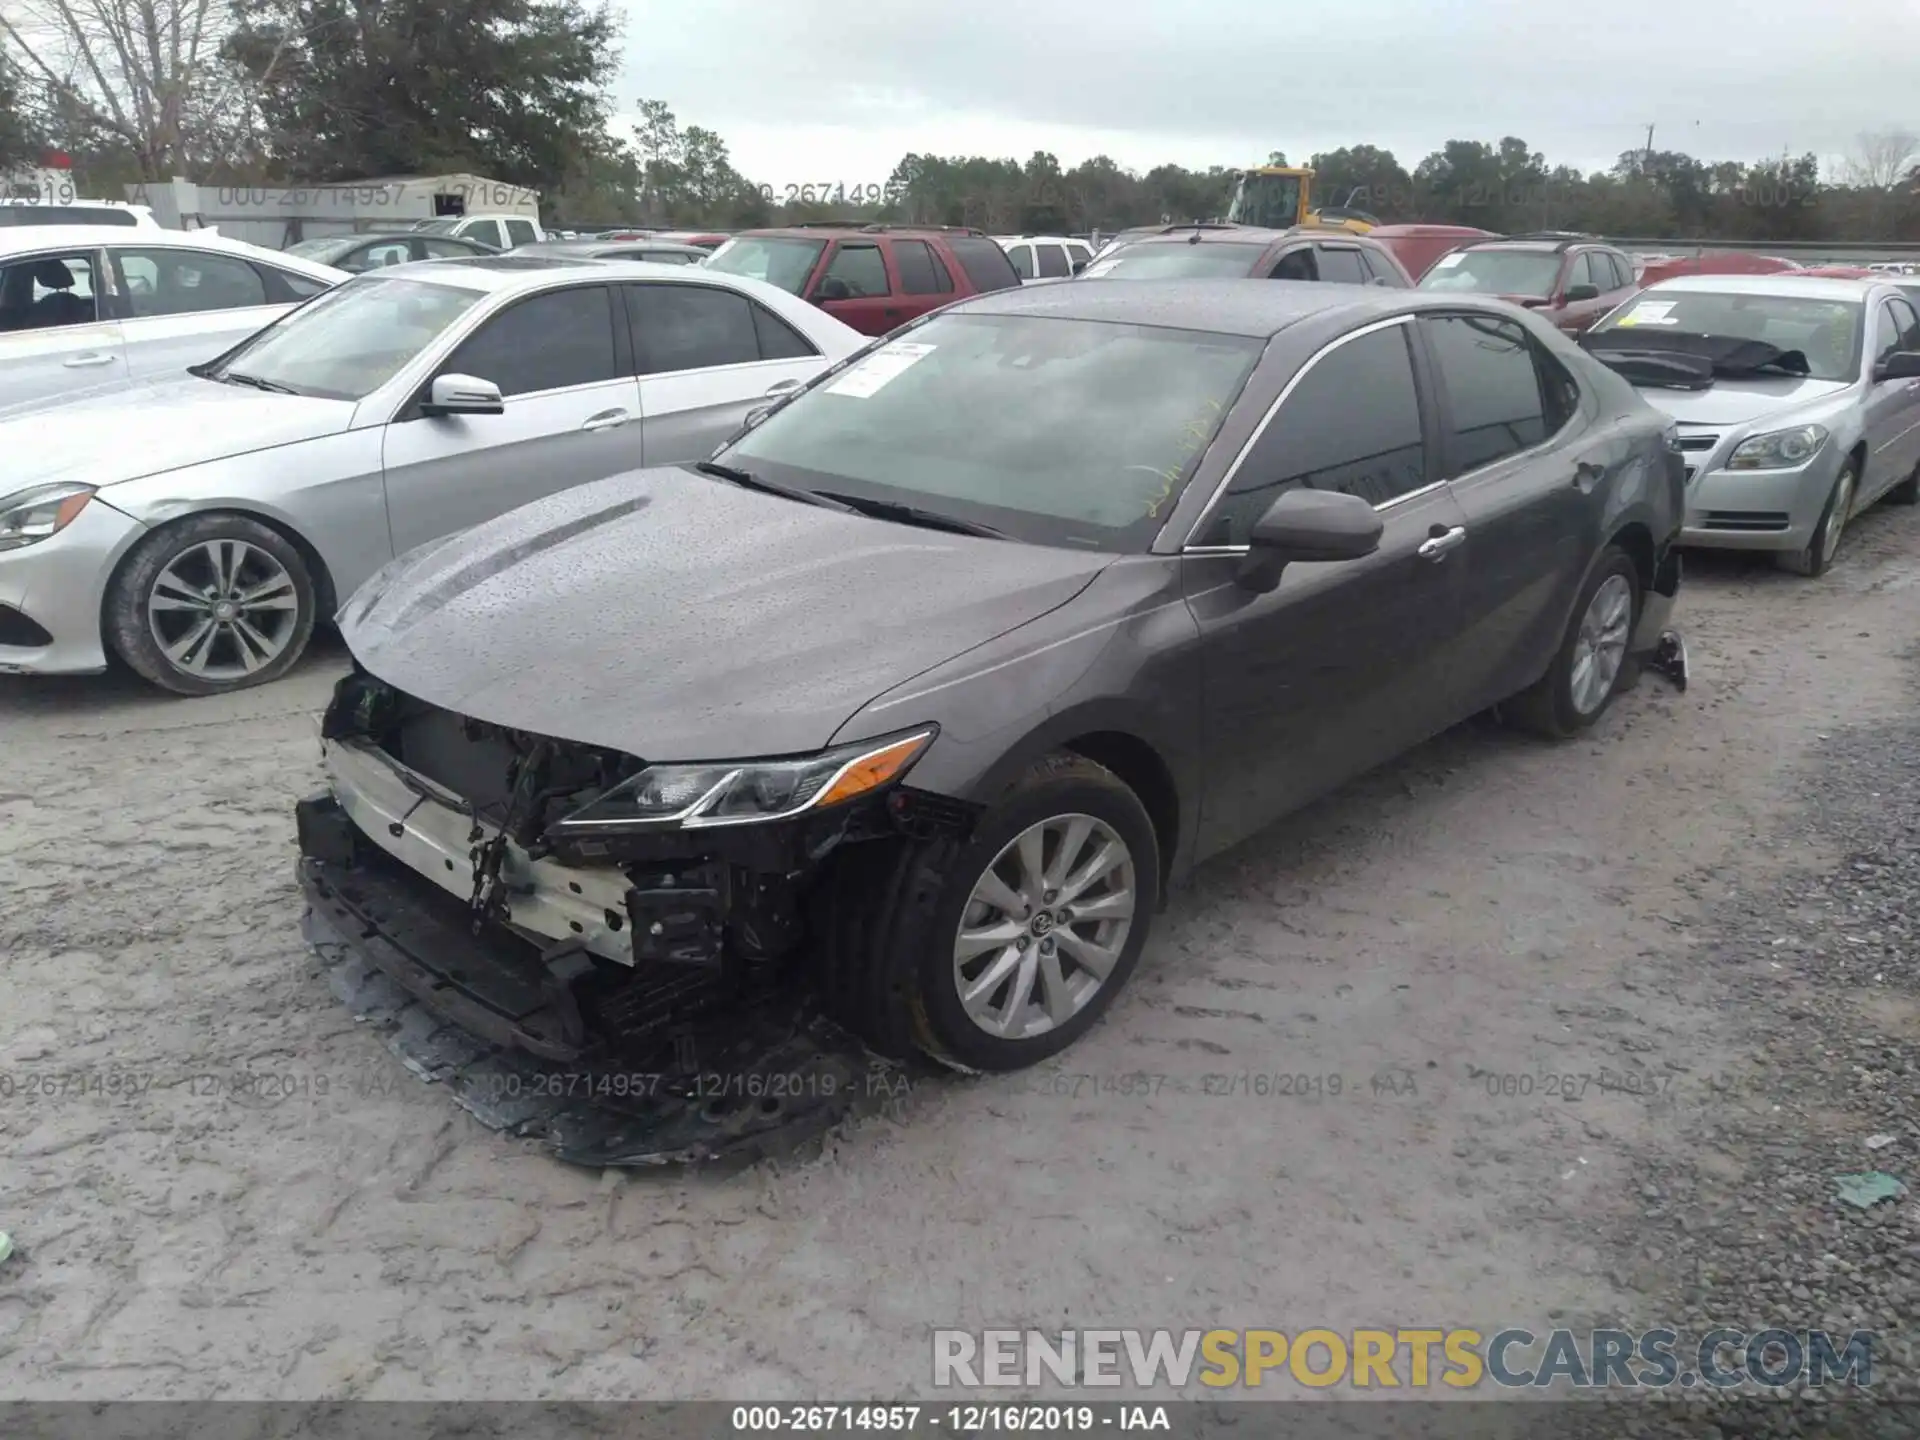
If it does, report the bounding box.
[704,223,1023,335]
[1415,233,1639,334]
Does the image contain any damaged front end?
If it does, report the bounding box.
[296,668,974,1164]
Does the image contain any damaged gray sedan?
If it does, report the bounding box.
[297,280,1687,1130]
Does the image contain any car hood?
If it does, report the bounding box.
[1629,375,1855,427]
[338,467,1115,762]
[0,375,355,489]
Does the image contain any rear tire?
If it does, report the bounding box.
[106,513,317,696]
[1504,545,1641,739]
[819,753,1160,1072]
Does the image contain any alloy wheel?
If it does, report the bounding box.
[1568,572,1634,717]
[952,814,1137,1040]
[146,539,302,682]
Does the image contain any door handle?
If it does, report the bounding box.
[1418,525,1467,561]
[764,378,801,395]
[581,409,629,432]
[64,352,117,368]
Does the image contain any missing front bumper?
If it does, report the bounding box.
[296,825,897,1167]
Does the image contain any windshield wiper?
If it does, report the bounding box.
[692,460,860,512]
[213,370,299,394]
[810,491,1007,539]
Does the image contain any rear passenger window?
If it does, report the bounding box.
[1006,244,1035,280]
[894,239,946,295]
[947,236,1022,292]
[821,243,889,297]
[1197,324,1427,544]
[626,283,761,372]
[1422,313,1554,473]
[1270,248,1316,281]
[1316,247,1367,284]
[1036,244,1071,278]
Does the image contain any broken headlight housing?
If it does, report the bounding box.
[1727,424,1826,470]
[550,728,936,833]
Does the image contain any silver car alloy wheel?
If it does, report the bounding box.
[952,813,1137,1040]
[1568,573,1634,717]
[146,539,301,681]
[1820,467,1856,568]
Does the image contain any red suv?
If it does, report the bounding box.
[703,222,1023,335]
[1415,233,1639,334]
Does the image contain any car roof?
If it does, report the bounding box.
[520,239,708,257]
[948,277,1421,337]
[734,225,971,241]
[1642,274,1883,301]
[369,254,746,292]
[0,223,346,276]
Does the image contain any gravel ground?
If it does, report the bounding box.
[1,500,1917,1418]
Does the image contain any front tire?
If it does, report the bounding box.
[1776,460,1857,577]
[106,513,317,696]
[1505,545,1641,739]
[821,753,1160,1071]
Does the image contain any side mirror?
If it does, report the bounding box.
[1873,350,1920,382]
[1234,489,1383,594]
[1564,283,1601,303]
[814,277,853,302]
[421,372,504,417]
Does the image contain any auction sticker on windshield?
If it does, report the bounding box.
[1431,253,1465,269]
[825,341,936,399]
[1615,300,1679,327]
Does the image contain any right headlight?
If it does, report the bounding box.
[1727,425,1827,471]
[0,483,97,552]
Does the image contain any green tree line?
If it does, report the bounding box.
[3,2,1916,241]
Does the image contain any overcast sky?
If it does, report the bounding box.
[617,0,1917,189]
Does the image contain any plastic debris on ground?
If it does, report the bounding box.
[1833,1172,1908,1208]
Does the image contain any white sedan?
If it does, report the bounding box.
[0,256,866,694]
[0,225,348,409]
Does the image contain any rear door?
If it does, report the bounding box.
[1183,316,1471,853]
[1313,244,1369,285]
[380,282,641,554]
[807,239,901,334]
[625,280,825,464]
[1416,310,1593,711]
[0,246,127,404]
[107,244,295,378]
[892,238,956,318]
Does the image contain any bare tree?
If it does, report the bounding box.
[1841,129,1920,191]
[0,0,260,178]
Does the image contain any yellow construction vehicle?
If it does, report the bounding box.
[1225,166,1379,233]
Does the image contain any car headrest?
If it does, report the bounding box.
[31,260,76,289]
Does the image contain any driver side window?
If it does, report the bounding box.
[1878,299,1918,363]
[820,243,889,297]
[440,285,619,397]
[1195,323,1427,545]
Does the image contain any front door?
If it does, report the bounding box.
[1416,311,1595,710]
[1184,317,1472,857]
[0,247,126,406]
[1862,295,1920,501]
[808,240,904,334]
[381,282,642,555]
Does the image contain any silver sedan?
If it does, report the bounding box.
[0,256,866,693]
